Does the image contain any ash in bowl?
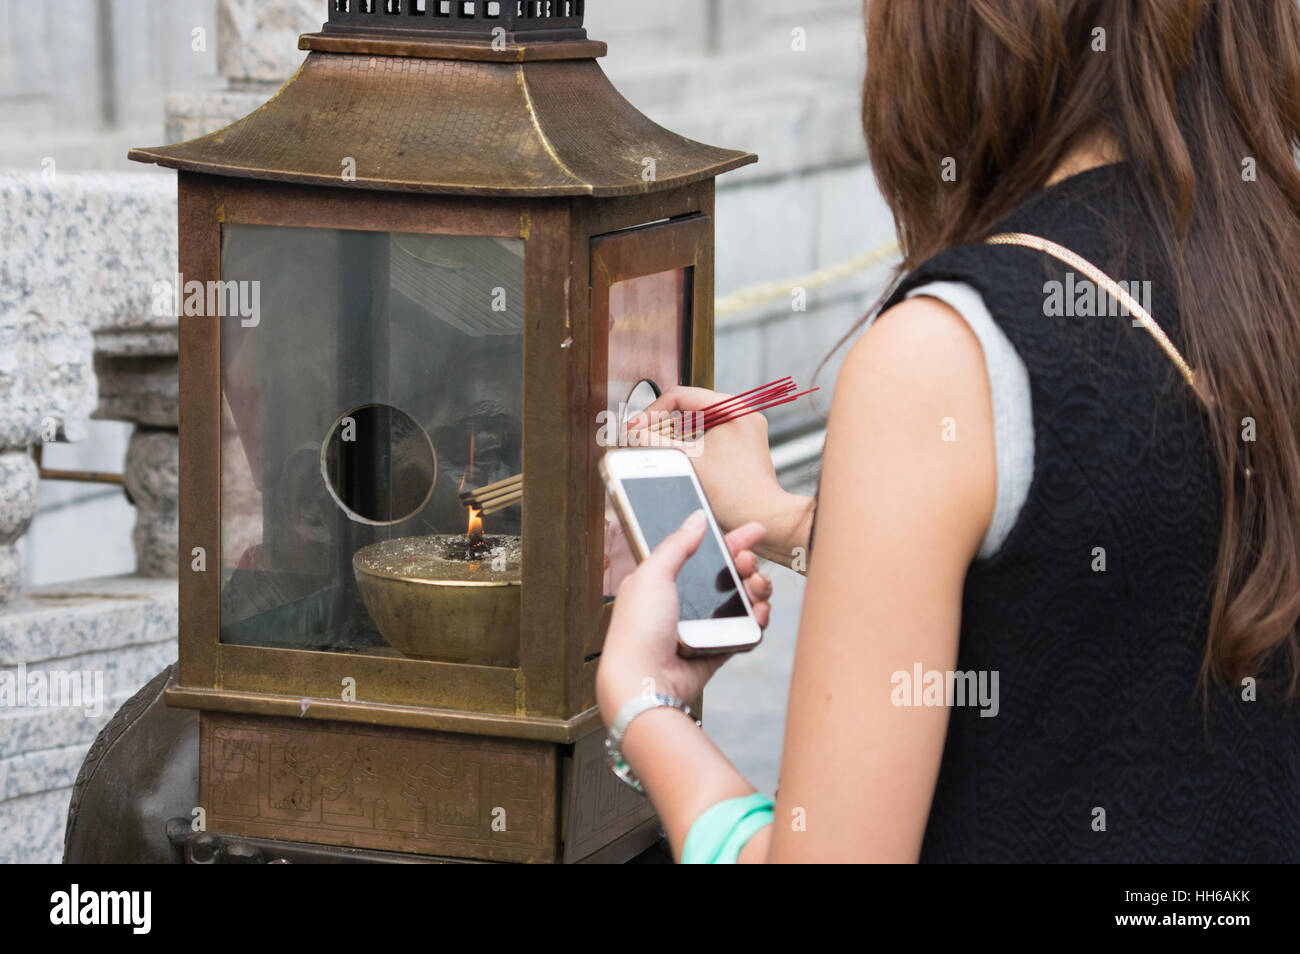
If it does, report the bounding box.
[354,534,522,584]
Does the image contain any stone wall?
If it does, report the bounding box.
[0,171,181,862]
[0,0,221,171]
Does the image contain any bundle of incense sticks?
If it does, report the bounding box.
[644,376,819,440]
[458,377,818,516]
[458,472,522,517]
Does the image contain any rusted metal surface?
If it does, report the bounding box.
[517,200,574,718]
[128,53,754,197]
[176,174,222,693]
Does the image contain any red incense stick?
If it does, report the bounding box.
[644,377,818,440]
[682,387,820,438]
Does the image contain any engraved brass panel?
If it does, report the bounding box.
[561,722,657,862]
[200,712,558,863]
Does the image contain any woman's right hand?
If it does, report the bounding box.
[625,386,815,569]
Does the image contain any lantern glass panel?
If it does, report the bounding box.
[218,224,525,657]
[602,267,691,596]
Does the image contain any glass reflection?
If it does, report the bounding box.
[601,268,691,597]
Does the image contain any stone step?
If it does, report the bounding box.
[0,641,176,760]
[0,574,176,666]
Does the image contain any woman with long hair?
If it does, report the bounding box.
[597,0,1300,862]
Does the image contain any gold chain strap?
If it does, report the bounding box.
[986,231,1206,404]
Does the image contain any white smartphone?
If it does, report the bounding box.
[599,447,763,657]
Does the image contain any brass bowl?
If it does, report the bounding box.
[352,535,521,667]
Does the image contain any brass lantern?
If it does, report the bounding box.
[129,0,754,863]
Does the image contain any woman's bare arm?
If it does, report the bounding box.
[762,294,997,860]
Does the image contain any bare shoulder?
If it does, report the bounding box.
[843,294,990,393]
[823,293,997,563]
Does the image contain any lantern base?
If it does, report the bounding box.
[197,710,657,863]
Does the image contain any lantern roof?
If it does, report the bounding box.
[128,2,756,197]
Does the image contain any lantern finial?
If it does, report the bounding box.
[324,1,588,44]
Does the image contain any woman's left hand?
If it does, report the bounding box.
[596,512,773,726]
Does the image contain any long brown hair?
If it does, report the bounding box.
[856,0,1300,697]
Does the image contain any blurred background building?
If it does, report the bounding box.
[0,0,898,861]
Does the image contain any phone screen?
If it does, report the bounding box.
[620,476,747,620]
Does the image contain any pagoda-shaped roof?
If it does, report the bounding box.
[128,44,756,197]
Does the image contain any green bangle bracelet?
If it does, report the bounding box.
[682,793,775,864]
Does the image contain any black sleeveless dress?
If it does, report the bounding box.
[820,164,1300,862]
